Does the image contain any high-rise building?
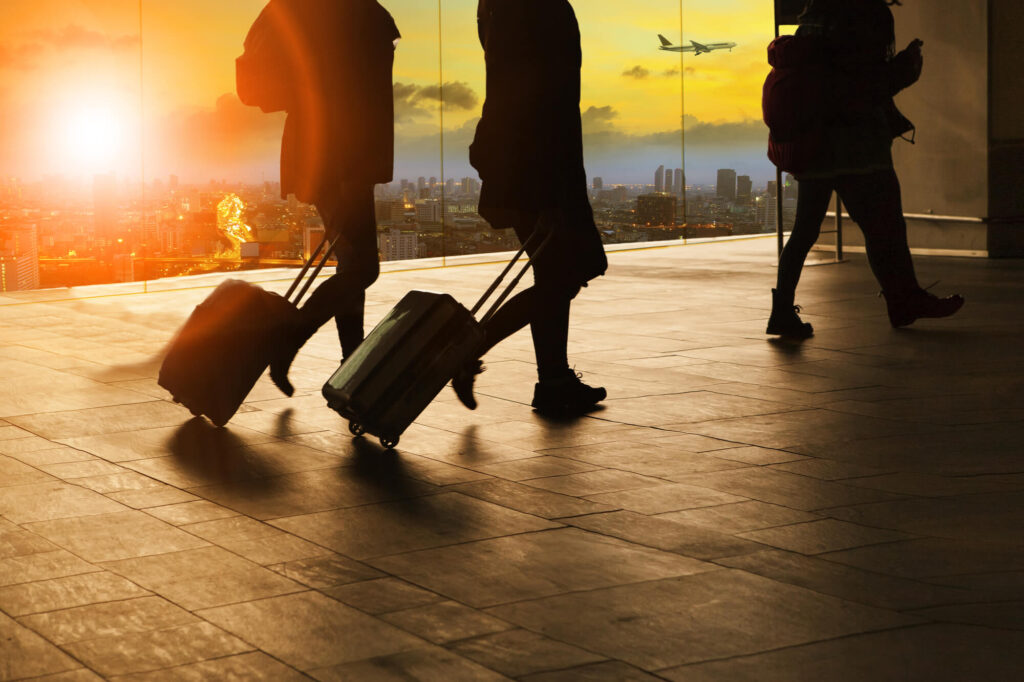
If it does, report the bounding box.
[378,228,419,261]
[415,200,442,225]
[0,224,40,292]
[592,177,603,191]
[673,169,684,196]
[92,173,118,246]
[716,169,737,202]
[445,178,457,196]
[654,165,665,193]
[461,177,480,196]
[637,194,676,226]
[737,175,752,203]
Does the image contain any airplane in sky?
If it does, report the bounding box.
[658,35,737,55]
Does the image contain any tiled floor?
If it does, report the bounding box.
[2,237,1023,680]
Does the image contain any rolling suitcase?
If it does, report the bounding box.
[159,234,338,427]
[322,227,552,449]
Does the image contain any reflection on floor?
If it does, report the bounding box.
[1,237,1022,680]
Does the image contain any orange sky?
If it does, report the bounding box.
[0,0,779,186]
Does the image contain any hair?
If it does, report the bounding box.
[798,0,897,60]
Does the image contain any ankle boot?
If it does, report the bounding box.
[882,287,964,328]
[766,288,813,339]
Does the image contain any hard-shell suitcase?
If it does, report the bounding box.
[159,235,337,427]
[322,228,551,449]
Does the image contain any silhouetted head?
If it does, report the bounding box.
[798,0,897,60]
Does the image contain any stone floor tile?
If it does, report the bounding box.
[271,492,558,560]
[470,455,601,481]
[18,596,196,645]
[28,669,105,681]
[2,445,96,467]
[269,554,384,589]
[671,467,904,512]
[657,500,820,533]
[9,401,195,440]
[107,652,307,681]
[489,570,920,671]
[0,436,62,455]
[0,550,98,587]
[324,577,445,615]
[0,425,34,441]
[25,510,207,563]
[105,486,199,509]
[930,571,1024,601]
[717,550,987,611]
[843,472,1022,497]
[586,482,747,514]
[197,591,428,671]
[563,511,768,560]
[0,611,80,680]
[659,624,1024,681]
[68,471,165,494]
[190,467,436,520]
[100,545,304,610]
[381,600,513,644]
[0,528,58,558]
[911,601,1024,631]
[0,570,150,616]
[449,629,606,678]
[0,454,54,487]
[522,469,669,497]
[144,500,238,526]
[371,528,714,608]
[712,445,808,465]
[641,432,753,452]
[520,661,664,681]
[601,391,799,427]
[220,532,331,565]
[309,646,509,682]
[452,478,615,519]
[62,621,252,677]
[820,538,1024,579]
[737,518,913,554]
[768,458,886,480]
[0,481,127,524]
[541,441,750,479]
[38,459,125,479]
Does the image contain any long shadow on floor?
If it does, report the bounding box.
[168,417,282,490]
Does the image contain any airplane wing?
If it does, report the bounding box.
[658,34,674,47]
[690,40,708,51]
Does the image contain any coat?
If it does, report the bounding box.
[470,0,606,286]
[251,0,399,203]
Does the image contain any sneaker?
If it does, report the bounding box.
[532,370,607,416]
[883,286,964,328]
[452,358,484,410]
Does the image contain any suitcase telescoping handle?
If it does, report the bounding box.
[471,223,555,326]
[283,233,342,306]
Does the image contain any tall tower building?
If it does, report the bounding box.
[737,175,752,203]
[673,168,684,196]
[0,224,40,292]
[654,165,665,193]
[716,169,737,202]
[592,177,604,191]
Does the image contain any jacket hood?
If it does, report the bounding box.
[767,34,826,69]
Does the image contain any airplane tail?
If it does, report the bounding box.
[657,34,673,47]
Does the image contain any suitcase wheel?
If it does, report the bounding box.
[348,421,366,437]
[379,435,399,450]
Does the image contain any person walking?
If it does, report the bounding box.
[452,0,609,415]
[763,0,963,338]
[250,0,399,395]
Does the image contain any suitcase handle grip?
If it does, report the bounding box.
[470,222,554,324]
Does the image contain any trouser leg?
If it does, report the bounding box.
[302,183,380,354]
[837,169,918,294]
[776,178,833,294]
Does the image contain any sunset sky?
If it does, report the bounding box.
[0,0,779,189]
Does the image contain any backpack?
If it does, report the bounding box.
[762,36,831,175]
[236,1,294,113]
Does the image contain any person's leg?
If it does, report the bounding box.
[270,184,379,396]
[838,169,963,327]
[768,177,833,338]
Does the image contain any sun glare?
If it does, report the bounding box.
[58,102,131,171]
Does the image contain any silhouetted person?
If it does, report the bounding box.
[452,0,608,415]
[258,0,399,395]
[764,0,963,338]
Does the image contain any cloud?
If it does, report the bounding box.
[621,65,649,80]
[581,105,618,132]
[664,68,681,77]
[393,81,479,123]
[30,25,139,51]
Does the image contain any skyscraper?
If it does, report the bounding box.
[592,177,603,191]
[0,223,40,292]
[673,168,684,196]
[716,169,737,202]
[737,175,752,203]
[655,165,665,193]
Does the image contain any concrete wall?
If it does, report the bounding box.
[988,0,1024,254]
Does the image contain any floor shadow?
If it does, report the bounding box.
[347,436,431,514]
[275,408,297,438]
[168,417,281,490]
[766,336,811,354]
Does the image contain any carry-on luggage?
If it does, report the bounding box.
[322,228,552,449]
[159,235,338,427]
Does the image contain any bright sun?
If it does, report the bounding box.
[58,101,132,171]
